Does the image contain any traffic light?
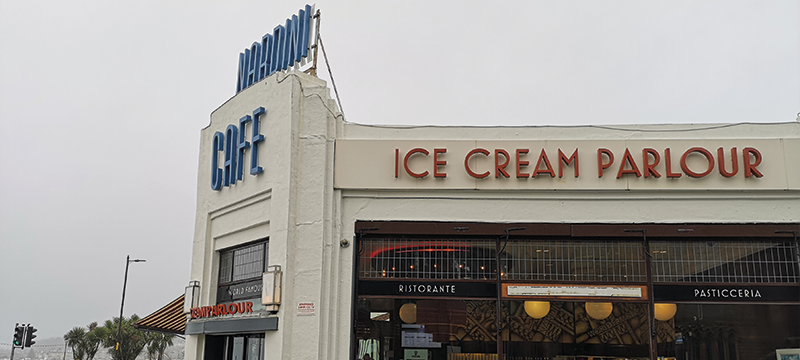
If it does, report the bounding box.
[24,326,37,347]
[13,325,24,348]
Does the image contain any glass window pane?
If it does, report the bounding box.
[360,239,499,280]
[233,243,264,281]
[356,298,497,360]
[651,241,799,283]
[246,337,263,360]
[219,241,269,284]
[660,304,800,359]
[219,251,234,283]
[359,238,649,282]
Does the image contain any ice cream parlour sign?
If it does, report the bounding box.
[333,139,796,191]
[391,146,763,180]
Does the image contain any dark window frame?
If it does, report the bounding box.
[217,239,270,287]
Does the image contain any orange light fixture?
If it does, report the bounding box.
[523,301,551,319]
[654,303,677,321]
[399,303,417,324]
[585,302,613,320]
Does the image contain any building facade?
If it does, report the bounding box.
[183,71,800,360]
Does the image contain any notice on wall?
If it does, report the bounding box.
[507,284,643,298]
[297,302,316,316]
[401,331,441,348]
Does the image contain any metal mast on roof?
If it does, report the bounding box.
[304,10,346,121]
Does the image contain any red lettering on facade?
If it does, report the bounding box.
[532,149,555,178]
[664,148,682,178]
[558,149,579,178]
[464,148,490,178]
[495,149,510,178]
[616,149,642,178]
[597,148,614,178]
[189,301,255,319]
[403,148,429,178]
[516,149,530,178]
[743,147,763,178]
[680,147,714,178]
[433,148,447,178]
[390,145,764,182]
[717,147,738,177]
[642,148,661,178]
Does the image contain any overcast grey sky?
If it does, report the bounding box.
[0,1,798,340]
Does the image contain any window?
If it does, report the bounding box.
[205,335,264,360]
[354,223,800,360]
[359,237,649,282]
[360,238,499,280]
[651,240,799,283]
[218,241,269,285]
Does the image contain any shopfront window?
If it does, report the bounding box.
[650,240,799,283]
[357,299,498,360]
[245,335,264,360]
[502,301,652,359]
[361,238,500,280]
[664,304,799,360]
[205,335,265,360]
[504,240,647,282]
[355,229,800,360]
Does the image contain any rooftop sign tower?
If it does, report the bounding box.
[235,4,318,93]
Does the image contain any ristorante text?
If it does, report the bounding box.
[394,147,763,179]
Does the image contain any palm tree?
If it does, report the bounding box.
[146,333,175,360]
[64,327,87,360]
[64,322,106,360]
[100,315,149,360]
[83,322,103,360]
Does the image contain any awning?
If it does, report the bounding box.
[133,295,186,335]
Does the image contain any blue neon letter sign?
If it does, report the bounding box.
[210,107,267,191]
[236,5,313,93]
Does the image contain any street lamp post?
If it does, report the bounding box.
[116,255,145,355]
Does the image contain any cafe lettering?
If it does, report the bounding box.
[394,146,763,180]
